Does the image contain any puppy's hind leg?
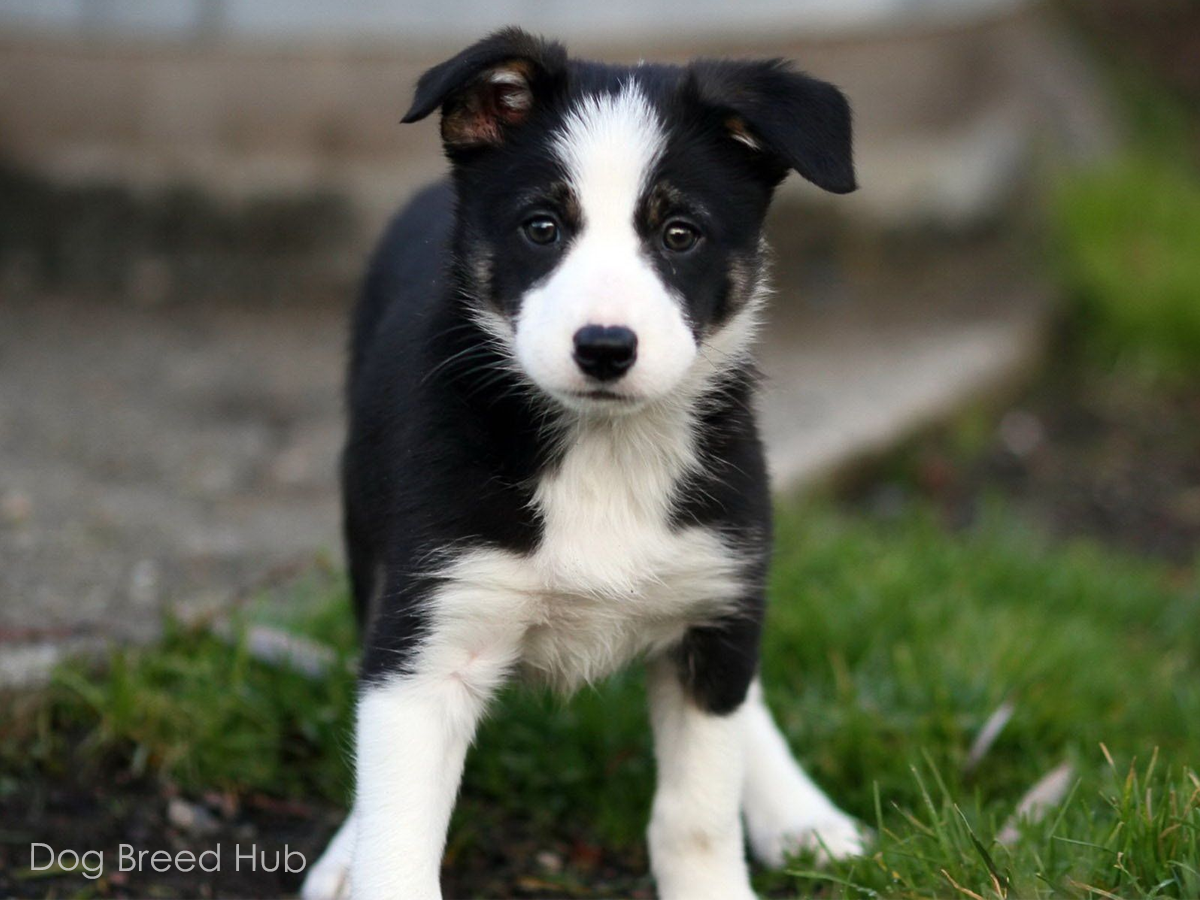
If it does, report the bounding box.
[301,810,355,900]
[741,680,866,867]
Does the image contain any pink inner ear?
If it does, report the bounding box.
[441,67,534,147]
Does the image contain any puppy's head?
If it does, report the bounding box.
[403,28,855,413]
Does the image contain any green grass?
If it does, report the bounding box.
[1053,155,1200,382]
[5,570,359,804]
[760,503,1200,897]
[1049,55,1200,383]
[4,501,1200,897]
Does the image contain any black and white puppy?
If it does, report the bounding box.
[302,28,863,900]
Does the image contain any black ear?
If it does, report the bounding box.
[401,27,567,149]
[689,59,856,194]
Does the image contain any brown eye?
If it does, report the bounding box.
[662,221,700,253]
[522,215,559,246]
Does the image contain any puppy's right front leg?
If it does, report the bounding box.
[352,641,512,900]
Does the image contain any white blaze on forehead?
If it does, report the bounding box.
[513,80,697,408]
[553,82,666,236]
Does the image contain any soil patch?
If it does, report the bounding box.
[0,770,655,900]
[851,356,1200,566]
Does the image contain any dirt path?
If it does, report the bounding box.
[0,295,345,652]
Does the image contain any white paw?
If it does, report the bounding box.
[747,810,868,868]
[301,816,355,900]
[655,871,758,900]
[669,882,758,900]
[300,855,351,900]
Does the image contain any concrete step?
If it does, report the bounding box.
[759,237,1047,489]
[0,7,1113,238]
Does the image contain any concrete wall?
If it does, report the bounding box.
[0,0,1023,42]
[0,2,1112,247]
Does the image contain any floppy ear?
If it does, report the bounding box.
[401,27,567,150]
[688,59,856,194]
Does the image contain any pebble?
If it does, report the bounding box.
[998,409,1045,458]
[167,798,222,837]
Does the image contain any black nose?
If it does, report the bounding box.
[573,325,638,382]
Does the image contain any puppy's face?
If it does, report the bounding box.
[404,30,855,413]
[462,78,773,411]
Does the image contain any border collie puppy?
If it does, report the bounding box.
[303,27,863,900]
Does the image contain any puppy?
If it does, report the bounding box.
[302,27,863,900]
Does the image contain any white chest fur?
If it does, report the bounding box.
[421,405,744,694]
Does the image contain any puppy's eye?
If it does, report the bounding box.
[522,215,560,246]
[662,221,700,253]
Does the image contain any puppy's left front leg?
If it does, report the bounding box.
[647,637,758,900]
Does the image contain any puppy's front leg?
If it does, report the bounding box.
[646,655,757,900]
[741,680,865,867]
[353,637,515,900]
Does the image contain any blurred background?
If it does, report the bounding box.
[0,0,1115,653]
[1,2,1199,899]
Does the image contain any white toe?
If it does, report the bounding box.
[748,810,868,868]
[300,858,351,900]
[301,814,355,900]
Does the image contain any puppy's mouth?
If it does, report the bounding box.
[568,389,634,402]
[550,386,647,414]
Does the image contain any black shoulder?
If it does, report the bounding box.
[349,180,455,383]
